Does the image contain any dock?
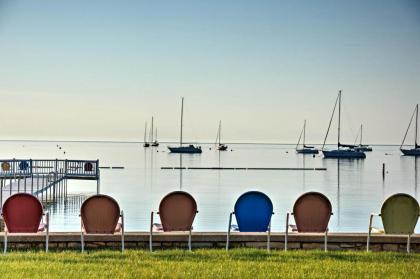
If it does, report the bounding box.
[0,159,100,207]
[161,167,327,171]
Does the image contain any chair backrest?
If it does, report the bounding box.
[380,193,419,234]
[2,193,43,233]
[293,192,332,233]
[159,191,197,232]
[234,191,273,232]
[81,194,120,234]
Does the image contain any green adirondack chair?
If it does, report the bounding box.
[367,193,420,253]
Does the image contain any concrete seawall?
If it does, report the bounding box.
[2,232,420,252]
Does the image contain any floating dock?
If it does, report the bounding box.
[161,167,327,171]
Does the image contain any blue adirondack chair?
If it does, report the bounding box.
[226,191,274,251]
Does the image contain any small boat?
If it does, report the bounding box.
[354,124,373,152]
[400,104,420,156]
[296,120,319,154]
[152,126,159,147]
[150,117,159,147]
[322,90,366,159]
[168,97,202,154]
[143,121,150,148]
[215,120,228,151]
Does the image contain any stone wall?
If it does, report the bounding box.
[2,232,420,252]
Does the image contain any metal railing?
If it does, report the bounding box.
[0,159,100,207]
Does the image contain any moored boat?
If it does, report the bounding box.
[296,120,319,154]
[400,104,420,156]
[321,90,366,159]
[168,97,202,154]
[215,120,228,151]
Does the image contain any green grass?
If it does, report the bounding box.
[0,249,419,278]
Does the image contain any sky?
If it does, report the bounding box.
[0,0,419,144]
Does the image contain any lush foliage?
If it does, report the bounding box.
[0,249,419,278]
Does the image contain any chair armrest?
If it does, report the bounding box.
[368,213,380,232]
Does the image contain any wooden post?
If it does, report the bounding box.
[382,163,385,179]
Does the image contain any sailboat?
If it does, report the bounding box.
[354,124,373,152]
[400,104,420,156]
[168,97,202,154]
[152,125,159,147]
[296,120,319,154]
[143,121,150,148]
[215,120,228,151]
[149,117,159,147]
[322,90,366,159]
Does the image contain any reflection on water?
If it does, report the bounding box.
[0,142,419,232]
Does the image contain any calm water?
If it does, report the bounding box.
[1,141,419,232]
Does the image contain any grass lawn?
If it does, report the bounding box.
[0,249,419,278]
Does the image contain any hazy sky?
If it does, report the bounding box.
[0,0,419,143]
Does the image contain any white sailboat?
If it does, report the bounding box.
[322,90,366,159]
[168,97,202,154]
[152,125,159,147]
[215,120,228,151]
[400,104,420,156]
[296,120,319,154]
[149,117,159,147]
[143,121,150,148]
[354,124,372,152]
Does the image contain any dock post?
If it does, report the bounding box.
[382,163,385,179]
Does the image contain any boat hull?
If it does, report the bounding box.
[355,145,372,152]
[296,148,319,154]
[323,149,366,159]
[168,146,202,154]
[143,143,150,148]
[401,148,420,156]
[217,144,228,151]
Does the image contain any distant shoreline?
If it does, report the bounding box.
[0,139,402,146]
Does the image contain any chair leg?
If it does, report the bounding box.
[121,231,125,252]
[367,214,374,252]
[267,220,271,252]
[149,211,153,252]
[285,213,289,251]
[46,231,49,253]
[226,212,233,251]
[324,229,328,252]
[81,232,84,253]
[3,232,7,254]
[407,235,411,254]
[121,210,125,252]
[188,229,192,252]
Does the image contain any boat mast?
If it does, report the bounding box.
[338,90,342,150]
[360,124,363,146]
[400,105,417,150]
[180,97,184,146]
[321,92,339,151]
[416,104,418,148]
[219,120,221,145]
[155,126,158,142]
[144,122,148,143]
[150,117,154,143]
[303,120,306,147]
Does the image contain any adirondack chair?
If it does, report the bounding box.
[285,192,333,251]
[2,193,49,253]
[367,193,419,253]
[150,191,198,252]
[226,191,274,251]
[80,194,124,252]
